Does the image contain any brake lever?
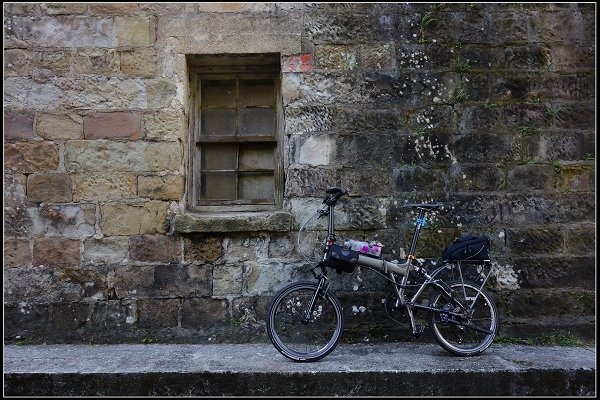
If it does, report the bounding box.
[317,209,329,219]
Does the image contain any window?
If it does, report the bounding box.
[188,54,282,212]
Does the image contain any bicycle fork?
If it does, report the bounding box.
[303,275,329,323]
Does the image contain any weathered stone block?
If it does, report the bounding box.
[4,265,84,304]
[129,235,181,263]
[490,12,530,45]
[89,301,131,331]
[115,16,155,46]
[526,130,594,162]
[83,112,142,140]
[143,110,185,141]
[37,50,72,77]
[25,16,115,47]
[119,48,156,77]
[314,45,357,70]
[4,16,28,49]
[112,264,211,299]
[448,165,505,192]
[5,76,148,110]
[30,203,96,238]
[243,260,307,295]
[397,43,452,71]
[4,174,27,206]
[100,201,169,236]
[137,298,179,328]
[505,44,552,70]
[83,236,129,265]
[4,303,49,340]
[506,164,556,192]
[559,164,594,192]
[336,132,394,167]
[504,288,595,318]
[337,166,391,198]
[47,303,89,335]
[337,197,388,230]
[335,107,405,135]
[507,228,564,255]
[4,110,35,140]
[90,3,137,15]
[33,237,81,267]
[3,205,32,237]
[512,256,594,289]
[4,142,59,173]
[36,112,83,140]
[183,235,223,264]
[144,78,177,109]
[392,166,445,193]
[304,13,392,45]
[284,106,335,135]
[138,3,185,13]
[138,175,184,200]
[452,132,521,163]
[4,238,31,268]
[222,235,270,263]
[458,45,505,70]
[174,211,292,233]
[73,48,120,75]
[360,42,395,70]
[197,3,271,12]
[26,173,73,203]
[40,3,88,15]
[181,298,230,330]
[285,167,337,197]
[565,227,596,255]
[213,265,243,296]
[4,49,34,76]
[295,134,336,166]
[73,173,137,202]
[3,3,39,15]
[65,141,182,173]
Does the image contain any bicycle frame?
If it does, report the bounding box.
[314,195,495,337]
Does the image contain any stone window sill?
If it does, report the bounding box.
[173,210,293,233]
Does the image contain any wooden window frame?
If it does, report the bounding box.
[187,55,283,213]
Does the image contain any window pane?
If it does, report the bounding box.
[201,144,237,170]
[239,143,274,170]
[239,172,274,201]
[240,108,275,136]
[201,79,236,107]
[201,109,235,136]
[240,79,275,106]
[201,171,236,200]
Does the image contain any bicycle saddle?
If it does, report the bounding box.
[326,187,347,195]
[402,203,444,210]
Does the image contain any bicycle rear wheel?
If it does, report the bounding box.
[267,281,344,362]
[428,280,498,356]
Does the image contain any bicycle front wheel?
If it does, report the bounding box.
[267,281,344,362]
[429,280,498,356]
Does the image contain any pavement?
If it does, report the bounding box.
[4,342,596,396]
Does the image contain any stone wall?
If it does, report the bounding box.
[4,3,595,344]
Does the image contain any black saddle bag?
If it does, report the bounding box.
[442,236,490,261]
[326,244,359,273]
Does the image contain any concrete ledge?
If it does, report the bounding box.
[4,343,595,396]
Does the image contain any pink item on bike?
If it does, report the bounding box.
[344,239,383,258]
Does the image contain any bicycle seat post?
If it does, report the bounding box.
[407,207,427,259]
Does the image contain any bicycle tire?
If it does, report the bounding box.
[267,281,344,362]
[428,280,498,356]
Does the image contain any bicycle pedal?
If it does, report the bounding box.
[411,325,425,340]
